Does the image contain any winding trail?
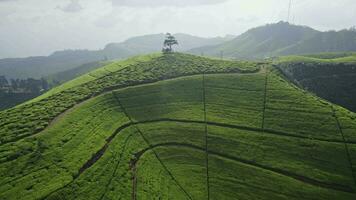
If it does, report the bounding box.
[261,67,269,129]
[98,134,133,200]
[112,93,193,200]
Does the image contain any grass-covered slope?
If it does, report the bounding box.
[276,53,356,112]
[0,53,356,200]
[0,53,257,145]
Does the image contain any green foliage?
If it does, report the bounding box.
[0,53,257,145]
[277,54,356,112]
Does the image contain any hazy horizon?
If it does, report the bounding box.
[1,0,355,58]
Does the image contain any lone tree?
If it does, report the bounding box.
[162,33,178,53]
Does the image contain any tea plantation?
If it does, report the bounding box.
[0,53,356,200]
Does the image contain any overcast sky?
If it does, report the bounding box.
[0,0,355,58]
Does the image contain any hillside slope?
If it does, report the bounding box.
[276,53,356,112]
[0,53,356,200]
[189,22,356,59]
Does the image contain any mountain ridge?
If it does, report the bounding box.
[189,21,356,59]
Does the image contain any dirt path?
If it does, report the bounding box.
[261,67,269,129]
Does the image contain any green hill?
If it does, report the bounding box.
[0,53,356,200]
[276,53,356,112]
[189,22,356,59]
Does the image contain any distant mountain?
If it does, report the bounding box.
[102,33,233,58]
[45,61,110,87]
[0,33,232,80]
[189,21,356,59]
[0,50,104,80]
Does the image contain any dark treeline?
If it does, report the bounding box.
[0,75,49,94]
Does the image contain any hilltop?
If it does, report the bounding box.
[0,53,355,199]
[0,34,232,111]
[189,22,356,59]
[0,34,232,80]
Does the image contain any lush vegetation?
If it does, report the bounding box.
[0,53,355,199]
[276,54,356,112]
[0,93,38,111]
[0,76,50,111]
[302,52,356,59]
[0,53,258,144]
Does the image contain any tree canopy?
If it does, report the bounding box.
[162,33,178,53]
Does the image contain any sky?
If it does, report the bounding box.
[0,0,355,58]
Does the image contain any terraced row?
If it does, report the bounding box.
[1,71,356,200]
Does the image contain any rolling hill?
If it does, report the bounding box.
[0,53,356,199]
[0,34,232,111]
[189,22,356,59]
[0,34,232,80]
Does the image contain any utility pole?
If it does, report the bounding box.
[220,51,224,60]
[287,0,292,22]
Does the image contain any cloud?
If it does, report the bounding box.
[1,0,355,58]
[56,0,83,13]
[0,0,17,3]
[111,0,229,7]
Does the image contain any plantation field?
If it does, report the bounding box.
[0,53,355,199]
[0,53,258,145]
